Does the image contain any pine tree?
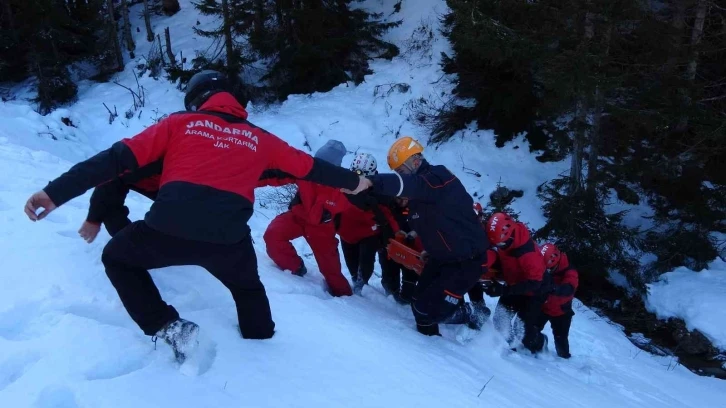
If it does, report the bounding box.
[535,177,642,294]
[258,0,400,99]
[190,0,399,102]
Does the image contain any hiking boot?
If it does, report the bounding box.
[155,318,200,364]
[293,262,307,277]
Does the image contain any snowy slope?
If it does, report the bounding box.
[647,259,726,351]
[1,0,726,407]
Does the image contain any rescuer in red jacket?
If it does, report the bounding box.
[535,243,579,358]
[261,140,357,297]
[483,212,548,354]
[23,70,366,363]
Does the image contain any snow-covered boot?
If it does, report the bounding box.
[539,334,549,355]
[353,278,365,295]
[466,301,491,330]
[554,335,570,358]
[155,318,200,364]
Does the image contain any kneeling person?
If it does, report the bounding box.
[354,137,491,336]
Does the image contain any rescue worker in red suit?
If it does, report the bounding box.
[336,153,399,294]
[261,140,357,297]
[483,212,548,354]
[77,160,162,243]
[379,196,420,304]
[535,243,578,358]
[24,70,366,363]
[347,137,491,336]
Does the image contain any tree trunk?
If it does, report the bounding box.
[276,0,295,40]
[164,27,176,67]
[120,0,135,58]
[570,10,594,195]
[253,0,265,38]
[142,0,154,42]
[570,97,587,195]
[162,0,181,16]
[587,23,612,192]
[676,0,708,133]
[665,0,686,74]
[1,0,17,41]
[221,0,238,74]
[685,0,708,83]
[107,0,124,71]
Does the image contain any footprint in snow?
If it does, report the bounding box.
[34,385,80,408]
[0,352,42,391]
[84,352,152,381]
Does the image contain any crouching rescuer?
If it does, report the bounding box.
[349,137,491,336]
[23,70,366,363]
[484,212,548,354]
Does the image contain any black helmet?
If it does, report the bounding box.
[184,70,230,111]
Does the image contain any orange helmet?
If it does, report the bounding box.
[486,212,515,246]
[540,243,562,270]
[387,136,424,169]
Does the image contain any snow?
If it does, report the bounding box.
[646,259,726,351]
[1,0,726,406]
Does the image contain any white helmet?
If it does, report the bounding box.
[350,153,378,176]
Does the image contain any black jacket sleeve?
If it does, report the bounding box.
[44,142,139,207]
[86,179,131,224]
[368,173,443,201]
[553,284,576,297]
[301,158,359,190]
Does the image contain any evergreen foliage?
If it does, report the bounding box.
[443,0,726,288]
[535,177,642,293]
[190,0,400,101]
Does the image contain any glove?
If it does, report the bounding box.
[321,209,332,224]
[483,281,508,298]
[539,283,555,295]
[394,230,417,246]
[404,231,417,246]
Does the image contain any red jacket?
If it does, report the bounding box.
[480,249,501,280]
[542,253,579,316]
[259,173,353,225]
[496,223,545,296]
[43,92,359,244]
[337,204,398,244]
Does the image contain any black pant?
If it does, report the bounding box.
[467,284,484,303]
[494,295,546,353]
[411,253,486,336]
[341,236,381,284]
[103,205,132,236]
[535,311,573,358]
[101,221,275,339]
[379,249,419,297]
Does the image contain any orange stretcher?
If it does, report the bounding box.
[386,238,426,275]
